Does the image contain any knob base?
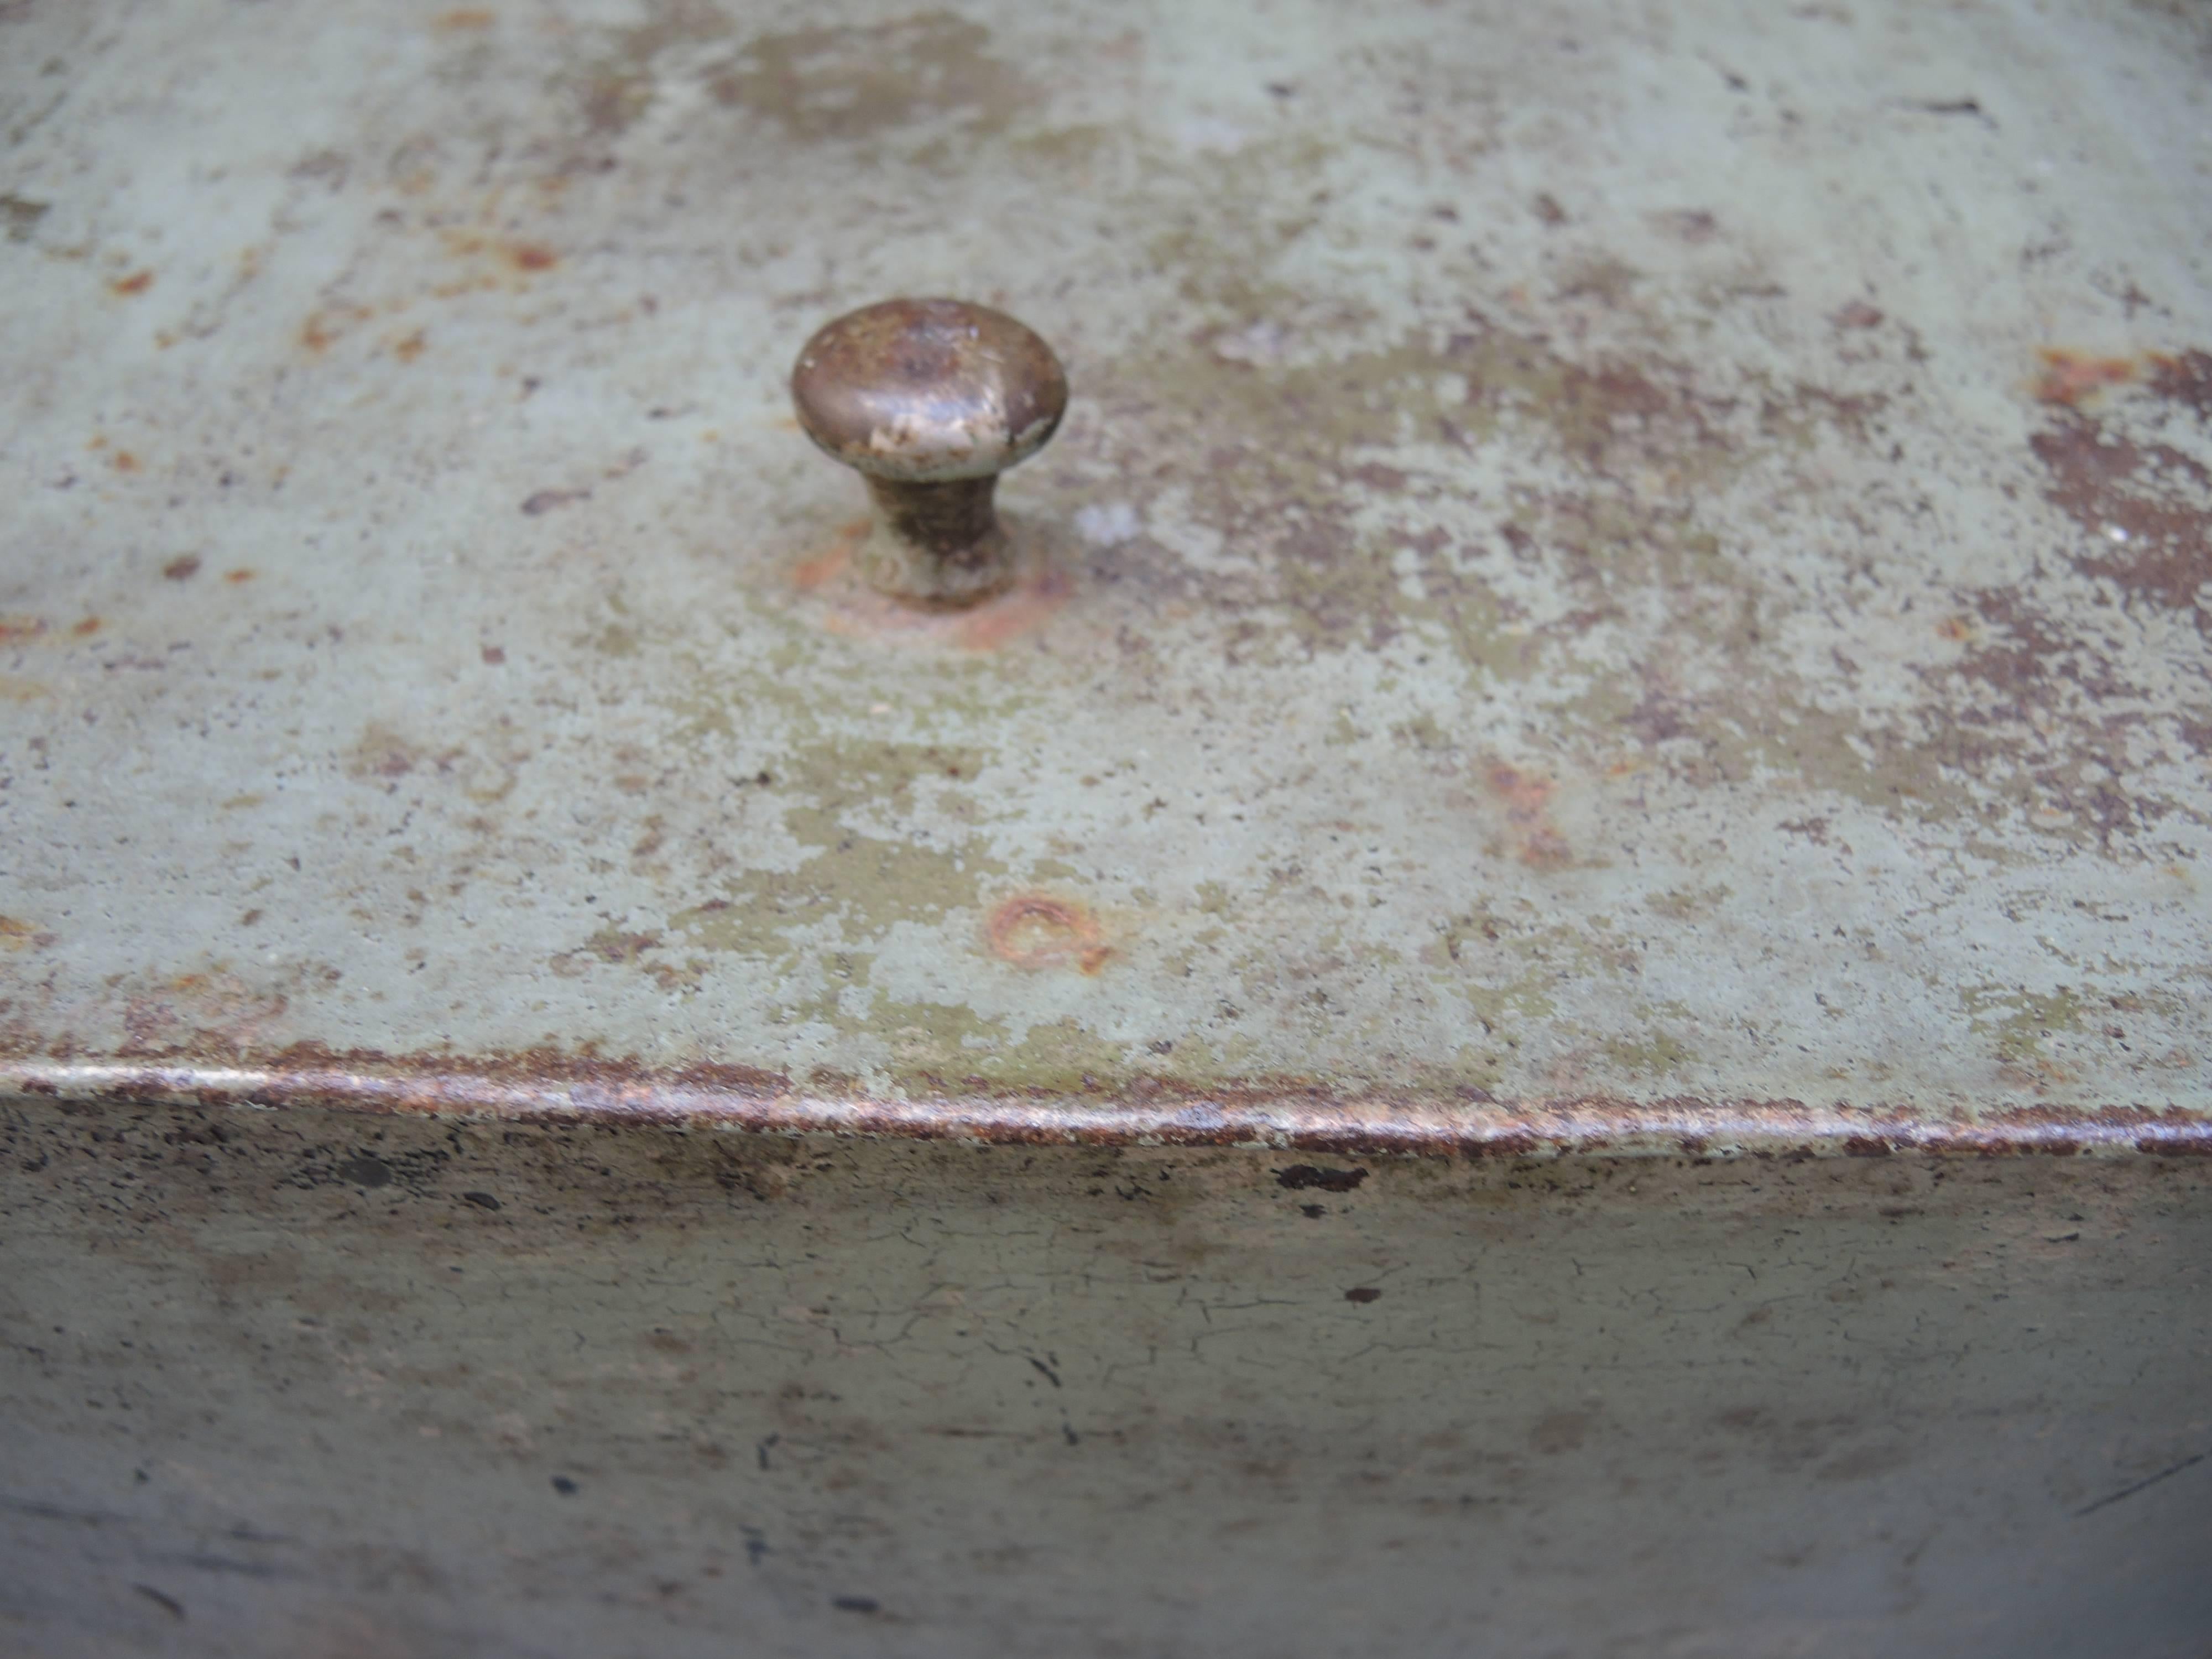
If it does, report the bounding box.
[859,476,1015,606]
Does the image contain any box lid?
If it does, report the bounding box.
[3,0,2208,1152]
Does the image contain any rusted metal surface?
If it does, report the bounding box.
[1,0,2208,1147]
[4,1100,2210,1658]
[11,1049,2212,1159]
[3,1,2212,1653]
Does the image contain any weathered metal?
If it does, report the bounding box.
[792,298,1068,603]
[4,1100,2208,1657]
[2,0,2209,1651]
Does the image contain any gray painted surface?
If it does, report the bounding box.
[4,1104,2210,1658]
[3,0,2211,1652]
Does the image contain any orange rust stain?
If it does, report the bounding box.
[300,303,372,354]
[392,328,427,363]
[988,895,1111,974]
[1488,763,1572,869]
[0,917,56,952]
[69,617,101,638]
[224,568,255,584]
[109,269,154,297]
[432,7,495,27]
[163,555,202,582]
[111,450,140,473]
[791,523,867,591]
[806,540,1072,652]
[2032,348,2137,406]
[442,230,557,275]
[1936,615,1975,641]
[955,566,1073,650]
[0,616,48,643]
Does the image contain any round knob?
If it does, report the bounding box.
[791,298,1068,606]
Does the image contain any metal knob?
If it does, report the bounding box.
[791,298,1068,606]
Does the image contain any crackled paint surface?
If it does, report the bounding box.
[1,0,2209,1137]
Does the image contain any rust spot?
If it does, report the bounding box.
[223,568,254,584]
[1486,763,1572,868]
[2029,413,2210,620]
[807,542,1072,651]
[2032,348,2137,406]
[299,301,378,356]
[0,615,46,643]
[2,1037,2205,1158]
[0,916,56,951]
[585,930,661,965]
[443,231,560,276]
[481,644,506,665]
[952,564,1072,650]
[163,555,201,582]
[391,328,427,363]
[1832,300,1884,330]
[108,269,154,297]
[793,522,868,589]
[69,616,100,637]
[432,7,494,27]
[348,724,422,780]
[987,895,1109,973]
[111,450,140,473]
[2148,350,2212,421]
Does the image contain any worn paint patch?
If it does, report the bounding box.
[711,14,1033,144]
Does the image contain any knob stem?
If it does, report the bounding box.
[860,475,1011,604]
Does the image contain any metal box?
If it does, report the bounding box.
[3,1,2208,1653]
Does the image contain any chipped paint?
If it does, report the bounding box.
[0,0,2208,1139]
[5,2,2212,1652]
